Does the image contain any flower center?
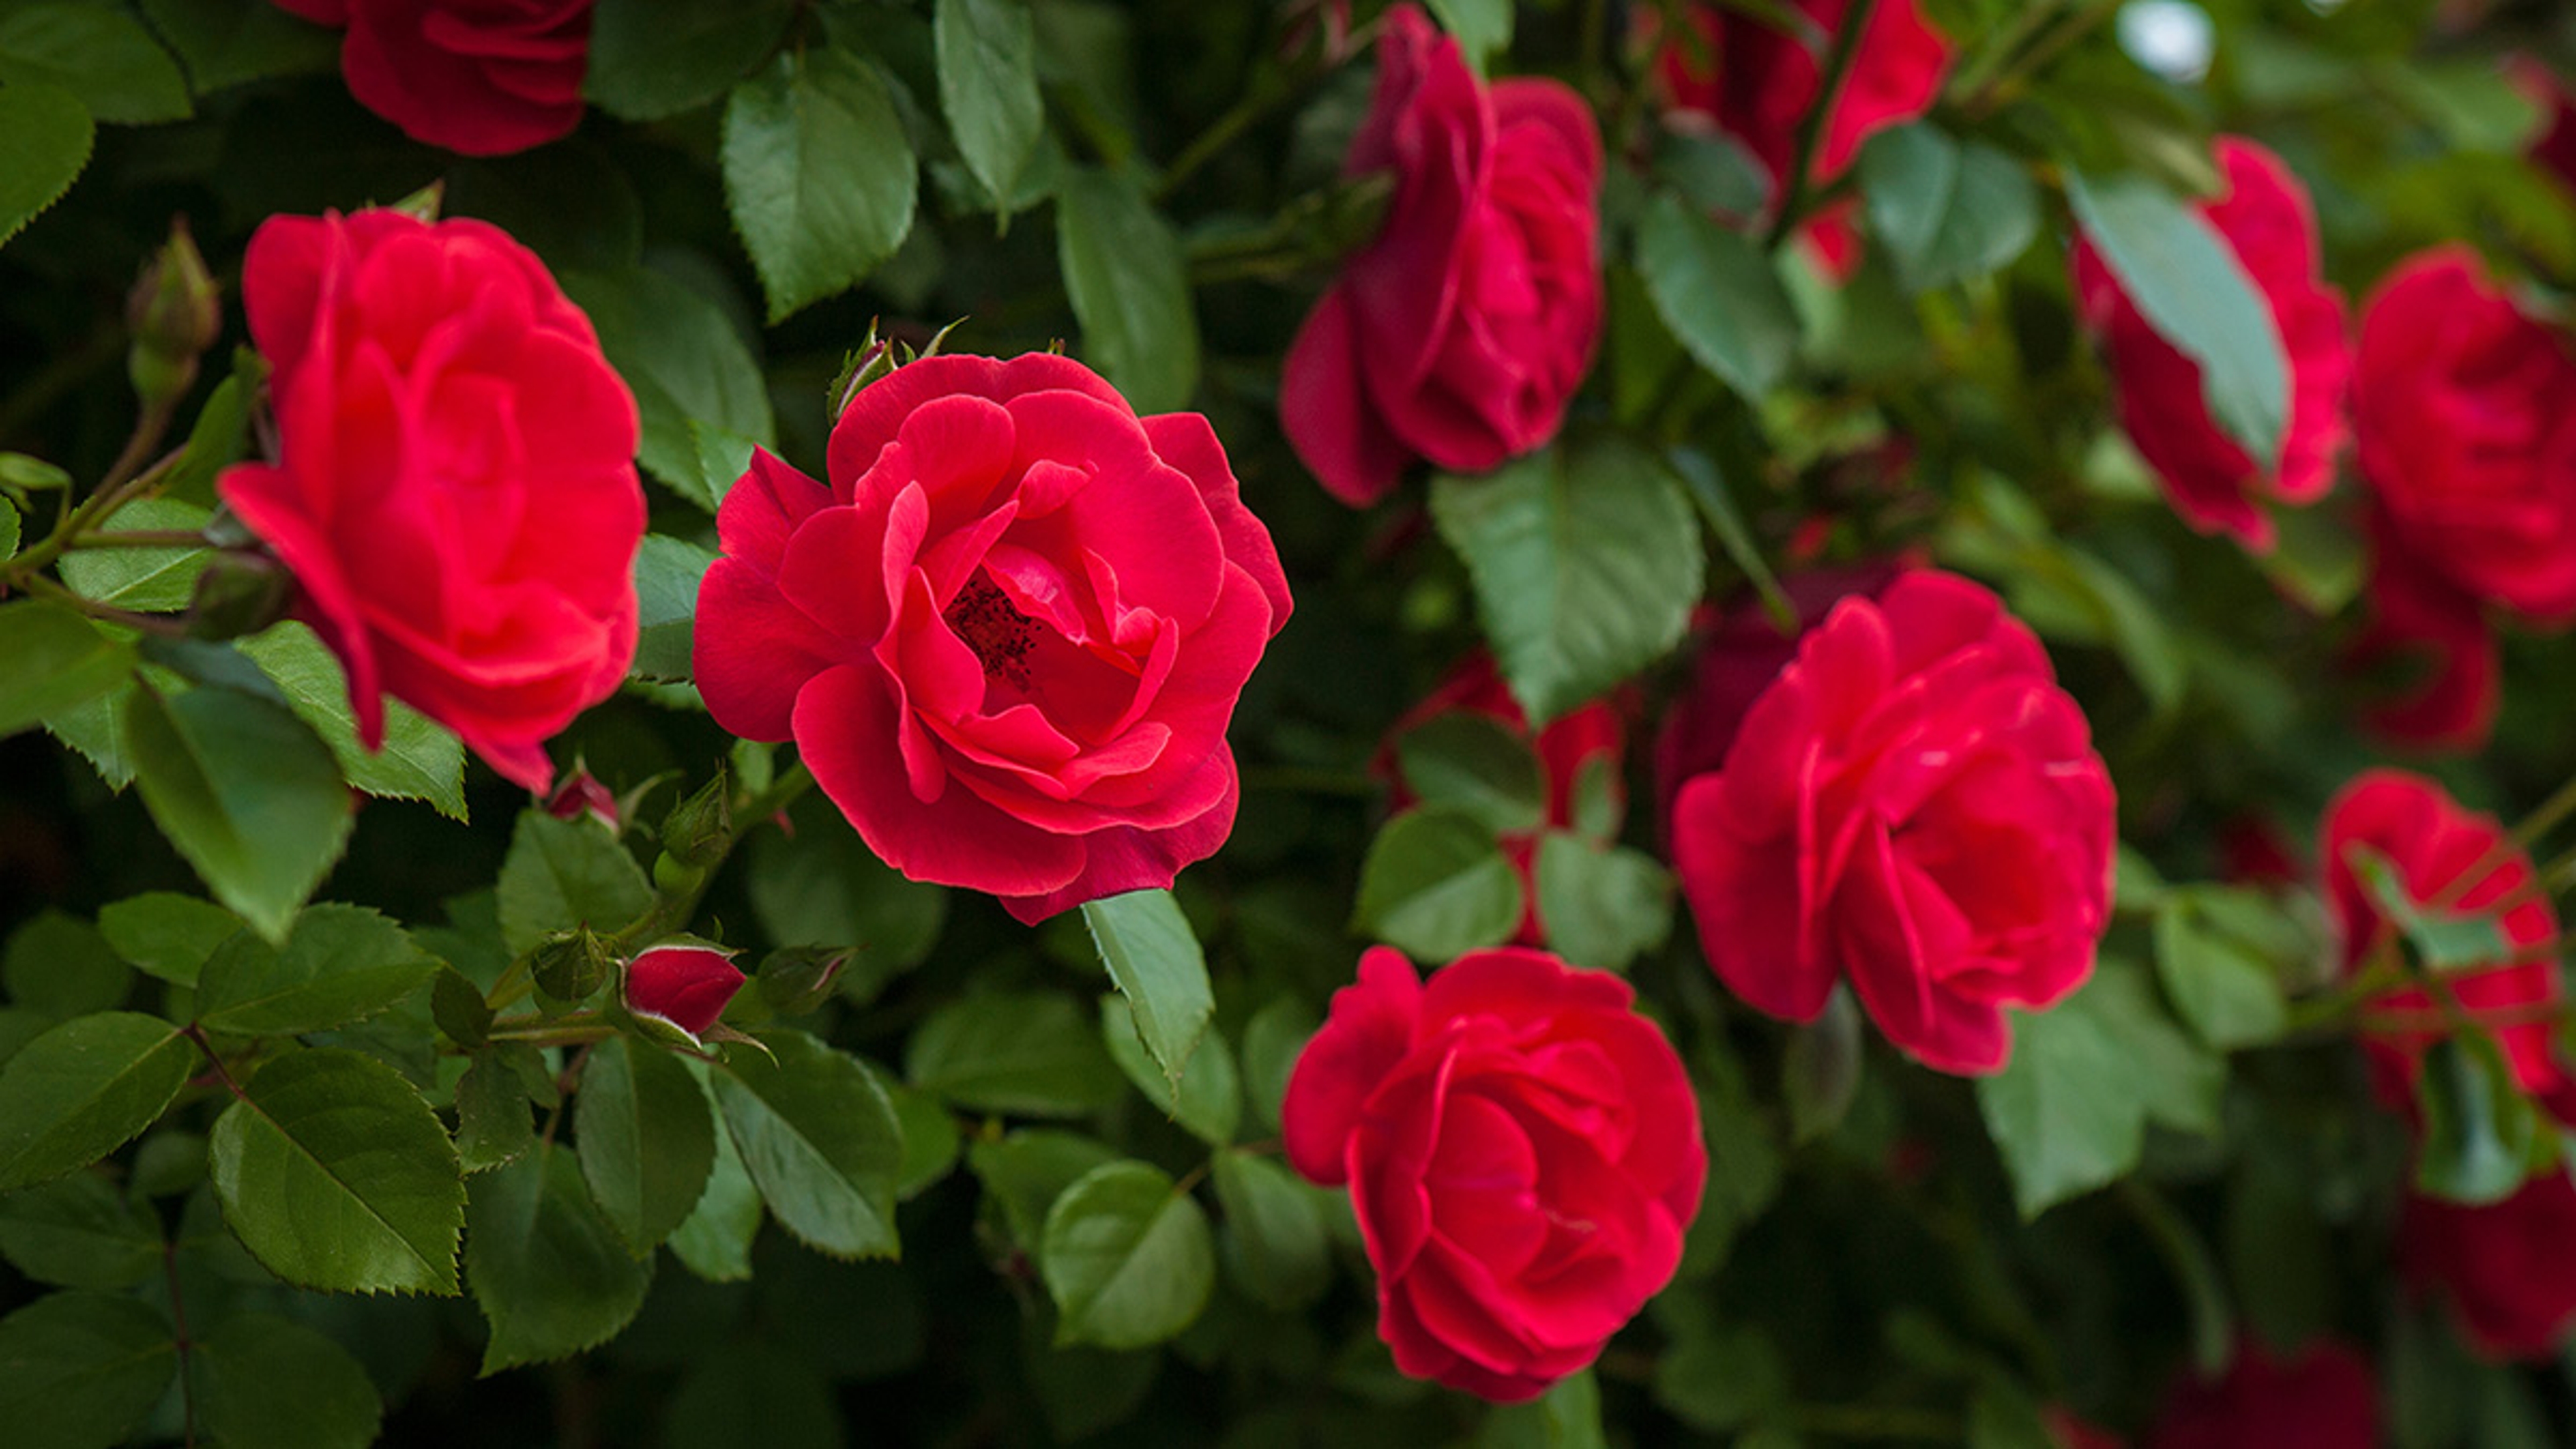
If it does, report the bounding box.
[944,574,1039,689]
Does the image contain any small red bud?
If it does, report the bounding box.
[623,941,745,1039]
[544,767,620,833]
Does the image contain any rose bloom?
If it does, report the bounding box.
[270,0,591,156]
[219,209,642,792]
[1380,653,1623,944]
[2404,1167,2576,1360]
[693,353,1291,922]
[1283,947,1705,1402]
[2319,769,2575,1118]
[1279,4,1603,506]
[1670,570,2114,1075]
[2354,246,2576,625]
[2072,138,2351,551]
[2147,1342,2379,1449]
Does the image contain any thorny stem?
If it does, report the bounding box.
[1766,0,1878,248]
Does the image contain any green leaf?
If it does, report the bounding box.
[1430,440,1703,725]
[1101,995,1238,1147]
[1781,987,1864,1146]
[2343,843,2516,976]
[1238,996,1314,1136]
[667,1077,763,1281]
[1637,191,1799,400]
[2415,1034,2548,1206]
[1966,1383,2059,1449]
[906,991,1124,1118]
[209,1047,464,1294]
[464,1142,654,1373]
[1480,1368,1605,1449]
[1352,807,1523,963]
[887,1078,961,1201]
[97,892,241,987]
[584,0,796,120]
[452,1051,535,1175]
[632,532,718,684]
[59,498,209,612]
[2153,889,2292,1050]
[712,1030,904,1258]
[0,1291,176,1449]
[431,967,493,1048]
[561,266,776,509]
[0,81,90,250]
[723,45,920,321]
[1210,1148,1327,1310]
[0,1173,162,1289]
[135,0,339,95]
[123,684,352,943]
[0,601,134,741]
[195,1313,383,1449]
[3,911,130,1018]
[967,1128,1119,1254]
[193,903,435,1038]
[1978,961,2222,1218]
[0,498,17,562]
[1859,123,2041,292]
[2066,169,2289,462]
[0,1012,194,1193]
[1652,1323,1786,1432]
[746,796,947,989]
[1425,0,1513,73]
[1041,1160,1214,1350]
[1395,712,1545,835]
[495,810,653,955]
[1532,833,1673,972]
[936,0,1043,213]
[575,1035,717,1255]
[1080,888,1214,1094]
[236,622,468,820]
[0,4,190,123]
[158,363,254,509]
[1056,165,1198,413]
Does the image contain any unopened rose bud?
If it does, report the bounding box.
[545,766,619,833]
[661,771,731,867]
[755,947,847,1018]
[184,548,294,641]
[529,926,614,1005]
[623,940,745,1040]
[827,324,894,419]
[126,219,222,411]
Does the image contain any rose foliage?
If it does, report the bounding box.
[11,1,2576,1446]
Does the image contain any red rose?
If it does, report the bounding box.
[1278,5,1603,506]
[1669,571,2114,1075]
[1380,653,1624,944]
[2350,513,2502,752]
[692,353,1292,922]
[1648,562,1904,843]
[2404,1168,2576,1360]
[2320,769,2572,1113]
[2146,1342,2378,1449]
[621,941,744,1040]
[2072,138,2351,551]
[273,0,591,156]
[1282,947,1705,1402]
[219,209,642,792]
[2355,246,2576,623]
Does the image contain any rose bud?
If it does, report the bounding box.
[529,925,614,1005]
[543,766,620,832]
[659,771,732,868]
[125,218,222,411]
[754,947,847,1019]
[623,941,746,1040]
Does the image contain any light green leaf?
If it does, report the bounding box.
[465,1142,654,1373]
[0,1291,176,1449]
[209,1047,464,1294]
[1532,833,1673,972]
[2154,889,2292,1050]
[1429,441,1703,726]
[0,1012,194,1193]
[193,903,435,1038]
[584,0,796,121]
[1859,123,2041,292]
[237,621,468,820]
[58,497,207,612]
[632,532,718,684]
[0,81,90,250]
[2415,1034,2550,1206]
[195,1313,383,1449]
[712,1030,904,1258]
[1042,1159,1214,1350]
[0,4,191,123]
[123,684,352,943]
[97,892,241,987]
[936,0,1043,212]
[1480,1368,1605,1449]
[1080,888,1213,1093]
[1637,191,1799,400]
[495,810,653,955]
[562,266,775,509]
[1395,712,1545,836]
[906,991,1124,1118]
[0,601,134,742]
[574,1035,717,1255]
[723,46,919,321]
[1352,807,1523,963]
[1426,0,1513,73]
[1101,995,1238,1147]
[1210,1148,1327,1310]
[0,1173,162,1289]
[1056,165,1198,413]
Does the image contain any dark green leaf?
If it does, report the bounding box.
[712,1030,904,1258]
[747,797,947,989]
[562,266,775,508]
[2066,170,2288,462]
[0,4,191,123]
[452,1051,535,1175]
[1781,987,1864,1146]
[136,0,339,94]
[0,81,90,250]
[0,601,133,742]
[936,0,1043,212]
[1238,996,1314,1136]
[1210,1148,1327,1310]
[2415,1034,2548,1206]
[0,1012,194,1193]
[1101,995,1238,1146]
[1653,1323,1786,1432]
[906,991,1124,1118]
[1430,441,1703,725]
[1042,1159,1214,1349]
[1637,192,1799,399]
[0,1291,175,1449]
[0,1173,162,1289]
[123,684,352,943]
[667,1074,763,1281]
[723,46,920,321]
[466,1142,655,1373]
[495,811,653,955]
[575,1035,717,1255]
[193,903,434,1038]
[1395,712,1545,835]
[97,892,240,987]
[886,1077,961,1201]
[1352,807,1523,963]
[1859,123,2041,291]
[663,1344,846,1449]
[237,622,468,820]
[1056,165,1198,413]
[1532,833,1673,972]
[431,967,493,1048]
[967,1128,1118,1254]
[584,0,795,119]
[1081,888,1214,1093]
[3,912,129,1018]
[195,1313,382,1449]
[208,1047,464,1294]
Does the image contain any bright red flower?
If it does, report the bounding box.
[621,942,744,1038]
[2072,138,2351,551]
[1283,947,1705,1402]
[1670,571,2114,1075]
[693,353,1291,922]
[1279,5,1603,505]
[274,0,592,156]
[2404,1167,2576,1360]
[219,209,642,792]
[2146,1342,2378,1449]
